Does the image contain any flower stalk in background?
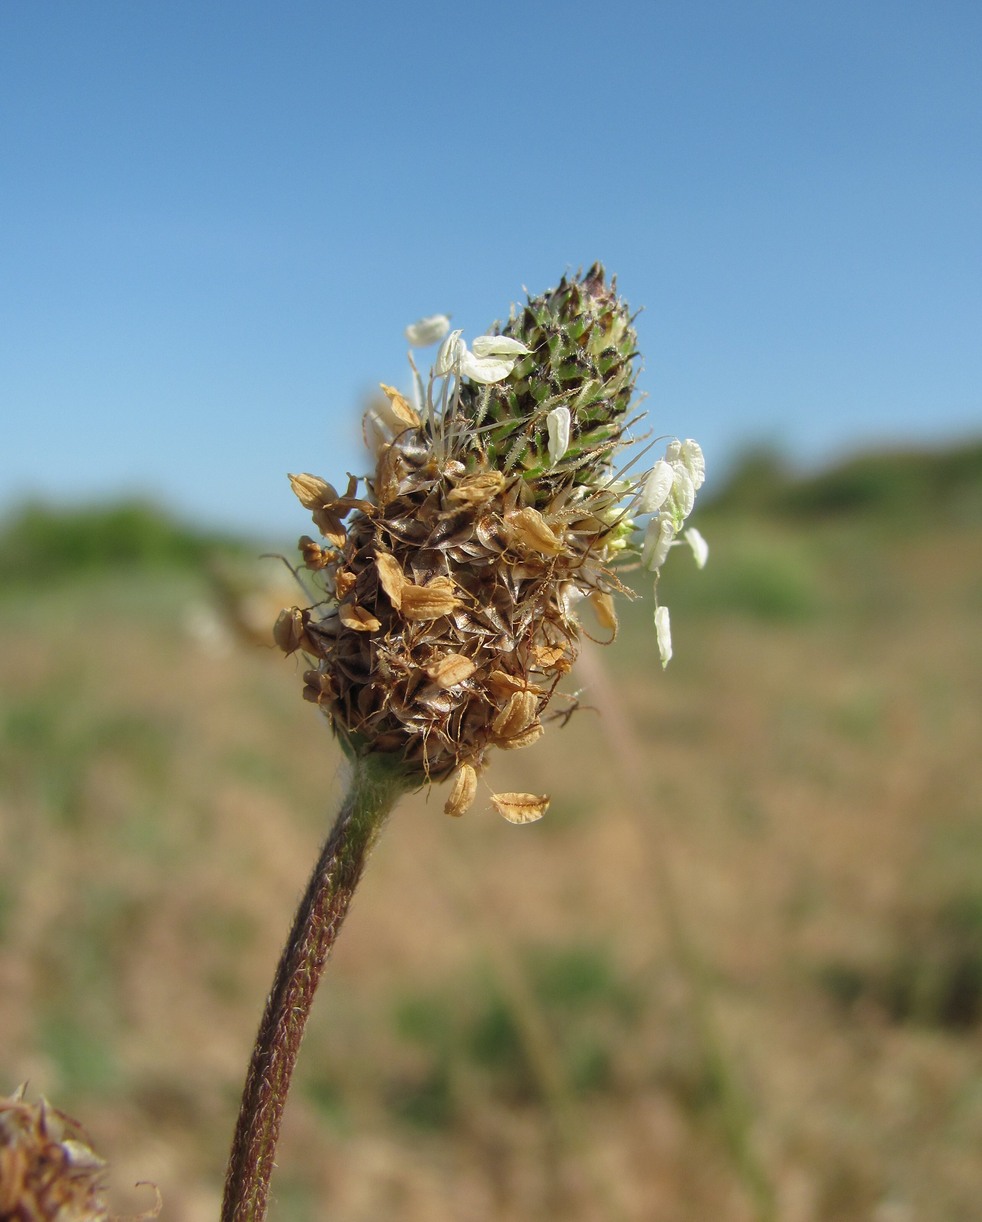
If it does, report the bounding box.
[222,265,705,1221]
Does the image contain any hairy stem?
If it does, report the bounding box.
[221,753,408,1222]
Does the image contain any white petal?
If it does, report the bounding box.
[654,604,673,667]
[459,348,518,384]
[639,460,674,514]
[405,314,451,347]
[363,407,393,457]
[546,405,571,465]
[666,438,706,490]
[680,439,706,489]
[642,517,675,571]
[470,334,530,358]
[684,526,709,569]
[670,465,696,522]
[435,329,465,376]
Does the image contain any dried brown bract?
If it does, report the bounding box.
[280,448,607,794]
[0,1087,159,1222]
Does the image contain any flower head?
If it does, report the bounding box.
[0,1088,145,1222]
[277,266,705,817]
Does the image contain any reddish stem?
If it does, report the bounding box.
[221,754,407,1222]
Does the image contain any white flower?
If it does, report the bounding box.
[654,605,672,667]
[670,465,696,523]
[642,517,675,571]
[642,438,705,531]
[639,459,674,514]
[546,405,571,465]
[405,314,451,347]
[434,331,529,385]
[684,526,709,569]
[470,335,529,359]
[459,351,517,383]
[461,335,530,384]
[435,329,466,376]
[666,439,706,490]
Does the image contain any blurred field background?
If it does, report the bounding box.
[1,441,981,1222]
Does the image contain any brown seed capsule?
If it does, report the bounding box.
[447,471,507,506]
[530,642,569,669]
[496,723,544,751]
[374,443,403,506]
[491,791,550,823]
[503,507,565,556]
[289,472,339,509]
[399,576,459,621]
[273,607,308,654]
[0,1088,139,1222]
[299,535,331,570]
[444,763,478,817]
[588,590,618,638]
[338,604,381,632]
[375,552,405,608]
[312,507,347,548]
[379,383,421,428]
[334,568,357,598]
[492,690,539,740]
[425,652,476,689]
[302,670,336,706]
[486,670,542,699]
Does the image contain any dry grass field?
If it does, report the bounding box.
[1,445,981,1221]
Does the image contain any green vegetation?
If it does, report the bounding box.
[820,892,982,1030]
[0,498,252,589]
[701,437,982,524]
[1,693,177,828]
[388,945,640,1129]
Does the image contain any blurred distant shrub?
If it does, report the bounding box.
[0,499,250,588]
[644,522,824,625]
[704,439,982,525]
[692,534,823,621]
[703,447,791,515]
[781,441,982,521]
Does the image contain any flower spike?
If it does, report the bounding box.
[277,265,706,814]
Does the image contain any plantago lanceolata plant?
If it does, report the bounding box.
[222,265,706,1221]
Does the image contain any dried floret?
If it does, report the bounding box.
[491,792,550,824]
[425,653,477,689]
[0,1087,159,1221]
[445,763,478,817]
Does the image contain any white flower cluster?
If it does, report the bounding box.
[361,313,532,457]
[638,439,708,666]
[406,313,529,385]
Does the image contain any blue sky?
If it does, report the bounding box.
[2,2,979,539]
